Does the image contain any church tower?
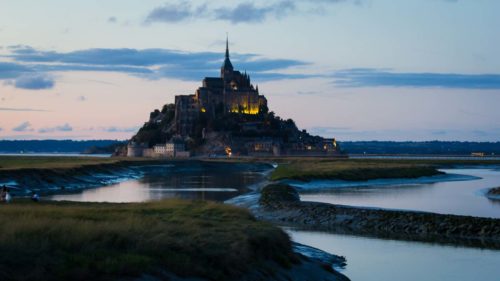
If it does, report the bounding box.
[221,36,233,80]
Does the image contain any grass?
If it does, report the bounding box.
[268,158,445,181]
[205,156,500,181]
[0,156,125,170]
[0,156,175,171]
[0,200,295,281]
[259,184,300,207]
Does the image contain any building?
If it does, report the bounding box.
[166,141,186,156]
[127,142,147,157]
[126,38,342,158]
[153,144,167,154]
[129,139,189,158]
[174,37,267,136]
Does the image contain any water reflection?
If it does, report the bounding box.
[288,229,500,281]
[50,161,270,203]
[299,169,500,218]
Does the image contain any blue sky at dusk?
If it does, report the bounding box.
[1,0,499,141]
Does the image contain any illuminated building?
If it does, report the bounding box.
[174,37,267,135]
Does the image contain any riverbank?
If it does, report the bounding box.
[0,199,348,281]
[0,156,170,196]
[248,184,500,250]
[0,157,277,198]
[0,155,125,170]
[270,159,443,181]
[209,157,500,181]
[4,157,497,197]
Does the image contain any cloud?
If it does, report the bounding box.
[6,46,309,81]
[77,95,87,102]
[38,123,73,133]
[13,73,55,90]
[214,1,296,24]
[12,121,34,132]
[100,126,140,133]
[108,16,117,23]
[307,126,500,141]
[144,0,360,24]
[0,107,49,112]
[10,47,220,67]
[145,2,195,23]
[0,127,2,132]
[0,62,31,79]
[333,68,500,89]
[5,46,500,88]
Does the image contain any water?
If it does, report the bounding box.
[349,155,500,161]
[297,168,500,218]
[0,153,111,157]
[45,164,500,280]
[50,161,270,202]
[288,229,500,281]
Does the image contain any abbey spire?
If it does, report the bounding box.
[221,35,233,77]
[225,35,230,60]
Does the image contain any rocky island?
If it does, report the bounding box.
[117,39,342,158]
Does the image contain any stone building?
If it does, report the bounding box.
[174,38,267,136]
[126,38,342,158]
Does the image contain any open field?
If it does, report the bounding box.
[0,200,296,281]
[0,156,126,170]
[204,156,500,181]
[269,159,442,181]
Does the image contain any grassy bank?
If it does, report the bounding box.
[0,200,295,281]
[269,159,443,181]
[0,156,126,170]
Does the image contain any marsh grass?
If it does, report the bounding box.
[269,158,444,181]
[0,156,127,170]
[0,200,295,280]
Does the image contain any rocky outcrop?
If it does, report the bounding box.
[257,184,500,249]
[486,187,500,200]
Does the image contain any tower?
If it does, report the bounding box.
[221,35,233,80]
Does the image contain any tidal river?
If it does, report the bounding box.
[49,164,500,281]
[292,168,500,218]
[50,161,271,202]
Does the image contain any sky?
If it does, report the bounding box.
[1,0,499,141]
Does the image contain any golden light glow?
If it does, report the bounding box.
[225,146,232,156]
[229,105,259,115]
[201,107,206,113]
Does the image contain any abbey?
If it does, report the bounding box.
[175,39,267,136]
[125,39,341,158]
